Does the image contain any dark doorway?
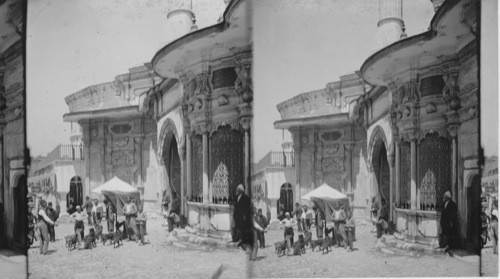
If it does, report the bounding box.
[466,174,481,253]
[278,183,293,215]
[68,176,83,207]
[167,137,181,196]
[13,175,27,246]
[373,141,390,204]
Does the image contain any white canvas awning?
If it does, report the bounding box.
[91,176,137,194]
[301,183,347,200]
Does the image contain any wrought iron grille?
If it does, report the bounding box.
[399,142,411,207]
[418,133,451,209]
[191,135,203,199]
[210,125,244,201]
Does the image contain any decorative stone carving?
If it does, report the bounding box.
[217,95,229,106]
[447,124,460,138]
[194,72,211,96]
[114,137,129,147]
[425,103,437,114]
[402,106,411,117]
[112,151,134,165]
[324,143,340,155]
[402,81,418,103]
[234,64,251,89]
[91,129,98,138]
[301,135,309,145]
[239,117,251,131]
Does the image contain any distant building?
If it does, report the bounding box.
[251,143,295,221]
[28,144,85,215]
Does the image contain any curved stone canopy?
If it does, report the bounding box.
[152,0,251,78]
[0,0,22,53]
[361,0,477,86]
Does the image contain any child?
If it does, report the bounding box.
[345,209,356,252]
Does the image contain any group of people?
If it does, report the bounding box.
[29,194,150,255]
[161,191,181,232]
[280,201,356,253]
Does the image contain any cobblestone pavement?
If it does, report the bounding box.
[0,250,27,279]
[28,216,483,278]
[28,216,248,279]
[481,240,498,277]
[248,222,481,278]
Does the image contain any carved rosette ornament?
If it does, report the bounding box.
[447,124,460,139]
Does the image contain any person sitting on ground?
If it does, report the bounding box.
[280,212,297,246]
[376,199,389,238]
[168,192,181,231]
[136,204,148,245]
[344,209,356,252]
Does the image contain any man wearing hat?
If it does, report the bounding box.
[232,184,252,245]
[37,200,58,255]
[440,190,458,255]
[46,202,58,242]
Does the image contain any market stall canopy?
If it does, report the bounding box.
[302,183,350,224]
[91,176,137,194]
[101,190,140,216]
[301,183,347,200]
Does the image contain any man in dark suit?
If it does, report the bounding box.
[232,184,252,246]
[46,202,58,242]
[440,191,458,254]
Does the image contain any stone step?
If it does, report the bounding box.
[167,228,239,250]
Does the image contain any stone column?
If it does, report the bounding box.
[179,145,186,215]
[240,118,251,196]
[395,140,400,206]
[448,125,459,203]
[202,127,209,204]
[410,135,418,210]
[388,151,395,222]
[186,132,192,200]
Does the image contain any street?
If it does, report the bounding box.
[28,215,484,278]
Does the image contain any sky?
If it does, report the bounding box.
[27,0,498,160]
[26,0,224,156]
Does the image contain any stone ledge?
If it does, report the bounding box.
[378,234,445,255]
[167,228,238,250]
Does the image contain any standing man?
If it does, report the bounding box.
[280,212,297,248]
[249,208,267,261]
[440,191,458,255]
[255,208,268,248]
[123,197,139,241]
[37,200,58,255]
[490,199,498,255]
[103,199,115,233]
[46,202,58,242]
[84,196,93,225]
[293,203,303,232]
[70,205,86,241]
[136,204,148,245]
[232,184,252,246]
[331,202,347,248]
[313,206,324,239]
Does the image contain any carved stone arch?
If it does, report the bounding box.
[158,118,180,164]
[367,125,389,171]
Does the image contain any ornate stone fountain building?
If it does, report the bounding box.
[141,0,252,239]
[276,0,480,252]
